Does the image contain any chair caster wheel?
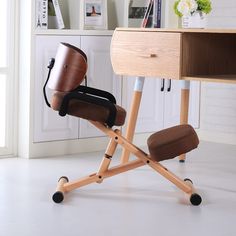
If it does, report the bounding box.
[52,191,64,203]
[184,178,202,206]
[52,176,69,203]
[190,193,202,206]
[179,159,185,163]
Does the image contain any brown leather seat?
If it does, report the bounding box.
[51,91,126,126]
[147,124,199,162]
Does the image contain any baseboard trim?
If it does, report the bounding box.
[197,130,236,145]
[24,132,152,158]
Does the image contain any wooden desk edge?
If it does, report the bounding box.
[114,28,236,34]
[183,76,236,84]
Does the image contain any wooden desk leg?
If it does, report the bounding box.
[120,76,145,164]
[179,80,190,162]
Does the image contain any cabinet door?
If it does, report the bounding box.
[163,79,181,128]
[34,36,80,142]
[201,82,236,133]
[164,80,200,128]
[79,36,122,138]
[188,81,200,128]
[123,78,200,135]
[123,77,164,133]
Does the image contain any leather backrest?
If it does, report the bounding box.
[48,42,88,92]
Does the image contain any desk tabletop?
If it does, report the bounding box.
[115,28,236,34]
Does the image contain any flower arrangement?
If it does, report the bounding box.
[174,0,212,17]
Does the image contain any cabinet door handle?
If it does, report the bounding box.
[161,79,165,92]
[167,79,171,92]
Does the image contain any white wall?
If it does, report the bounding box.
[164,0,179,28]
[207,0,236,28]
[199,0,236,145]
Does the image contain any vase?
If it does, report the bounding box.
[181,11,206,29]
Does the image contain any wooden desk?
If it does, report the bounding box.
[110,28,236,163]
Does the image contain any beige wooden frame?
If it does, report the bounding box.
[53,120,201,205]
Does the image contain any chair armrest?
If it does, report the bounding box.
[73,85,116,104]
[59,91,117,128]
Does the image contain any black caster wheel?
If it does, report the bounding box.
[190,193,202,206]
[184,179,202,206]
[52,191,64,203]
[179,159,185,163]
[52,176,69,203]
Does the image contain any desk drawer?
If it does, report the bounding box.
[111,30,181,79]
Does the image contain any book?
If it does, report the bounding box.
[36,0,48,29]
[153,0,162,28]
[52,0,65,29]
[141,0,154,28]
[48,0,57,29]
[128,0,150,28]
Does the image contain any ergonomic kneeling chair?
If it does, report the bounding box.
[43,43,202,206]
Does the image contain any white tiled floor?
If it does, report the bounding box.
[0,141,236,236]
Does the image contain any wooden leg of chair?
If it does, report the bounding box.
[183,178,202,206]
[63,174,100,192]
[91,123,190,193]
[91,122,202,205]
[179,81,190,163]
[96,129,120,183]
[103,159,144,178]
[121,132,193,194]
[149,161,201,205]
[121,77,145,164]
[63,159,145,193]
[52,176,69,203]
[56,123,201,205]
[148,161,192,193]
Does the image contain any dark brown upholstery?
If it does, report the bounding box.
[51,91,126,126]
[147,124,199,162]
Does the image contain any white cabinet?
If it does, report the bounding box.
[33,34,199,144]
[79,36,121,138]
[123,77,164,133]
[163,79,182,128]
[33,35,120,142]
[34,36,80,142]
[201,82,236,133]
[123,77,200,134]
[163,79,200,129]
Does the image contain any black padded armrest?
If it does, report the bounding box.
[73,85,116,104]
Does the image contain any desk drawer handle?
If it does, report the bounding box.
[139,53,158,58]
[150,53,157,58]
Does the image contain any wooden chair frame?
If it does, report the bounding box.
[53,120,202,206]
[45,42,202,206]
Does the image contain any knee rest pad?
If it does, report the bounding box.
[147,124,199,162]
